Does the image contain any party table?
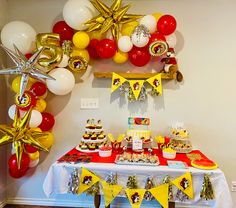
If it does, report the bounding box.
[43,148,232,208]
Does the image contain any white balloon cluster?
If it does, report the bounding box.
[117,14,177,52]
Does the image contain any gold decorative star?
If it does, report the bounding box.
[85,0,143,41]
[0,44,55,99]
[0,108,48,168]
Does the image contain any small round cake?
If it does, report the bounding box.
[88,143,96,151]
[163,147,176,159]
[81,143,88,150]
[99,146,112,157]
[91,134,97,140]
[83,133,90,140]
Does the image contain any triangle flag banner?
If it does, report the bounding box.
[149,184,169,208]
[171,172,194,199]
[129,80,145,100]
[111,73,127,93]
[101,180,123,207]
[77,167,100,195]
[125,188,146,208]
[146,74,163,95]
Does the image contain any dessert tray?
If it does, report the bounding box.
[115,152,160,166]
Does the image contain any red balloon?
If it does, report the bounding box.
[8,153,30,178]
[38,112,55,131]
[52,21,74,43]
[149,32,166,44]
[128,47,151,67]
[96,39,117,59]
[30,82,47,97]
[24,144,38,153]
[87,39,100,59]
[157,15,177,36]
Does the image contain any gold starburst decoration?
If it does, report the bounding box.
[85,0,143,41]
[0,108,48,168]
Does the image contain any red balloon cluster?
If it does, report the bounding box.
[9,153,30,178]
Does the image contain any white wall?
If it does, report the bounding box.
[0,0,8,206]
[1,0,236,207]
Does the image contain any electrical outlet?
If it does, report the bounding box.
[80,98,99,109]
[231,181,236,192]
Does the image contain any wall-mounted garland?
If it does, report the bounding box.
[0,0,182,177]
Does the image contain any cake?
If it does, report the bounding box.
[163,147,176,159]
[99,146,112,157]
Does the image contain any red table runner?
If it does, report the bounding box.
[58,148,211,167]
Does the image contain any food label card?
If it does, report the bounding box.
[132,138,143,150]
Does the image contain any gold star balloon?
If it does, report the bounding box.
[85,0,143,41]
[0,107,48,168]
[0,44,55,99]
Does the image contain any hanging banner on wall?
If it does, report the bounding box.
[111,73,127,92]
[149,184,169,208]
[171,172,194,199]
[129,80,145,100]
[78,167,100,195]
[146,73,162,95]
[125,188,146,208]
[101,180,123,207]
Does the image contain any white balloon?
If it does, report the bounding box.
[131,32,149,48]
[58,54,69,68]
[46,68,75,96]
[11,143,16,155]
[118,36,133,52]
[166,33,177,48]
[29,110,43,128]
[1,21,36,54]
[140,15,157,34]
[29,158,39,168]
[63,0,94,30]
[8,105,16,120]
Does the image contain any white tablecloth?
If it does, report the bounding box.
[43,162,233,208]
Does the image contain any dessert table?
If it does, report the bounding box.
[43,148,233,208]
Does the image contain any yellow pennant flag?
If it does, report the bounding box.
[146,74,162,95]
[111,73,127,93]
[78,168,100,195]
[129,80,145,100]
[101,180,123,207]
[149,184,169,208]
[171,172,194,199]
[125,188,146,208]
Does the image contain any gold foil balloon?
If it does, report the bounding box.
[36,33,63,71]
[68,56,88,73]
[85,0,143,42]
[0,108,48,168]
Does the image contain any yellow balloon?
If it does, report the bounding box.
[89,30,105,40]
[152,12,163,21]
[30,127,42,133]
[113,51,128,64]
[71,48,90,62]
[11,76,33,94]
[38,132,54,149]
[34,99,47,112]
[72,31,90,49]
[121,21,139,36]
[28,151,40,160]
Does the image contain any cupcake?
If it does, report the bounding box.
[88,143,96,151]
[91,133,97,140]
[96,120,102,129]
[81,143,88,150]
[98,133,105,140]
[83,132,90,140]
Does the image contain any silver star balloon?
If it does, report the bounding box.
[0,44,55,98]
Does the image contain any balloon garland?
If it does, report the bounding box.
[0,0,182,178]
